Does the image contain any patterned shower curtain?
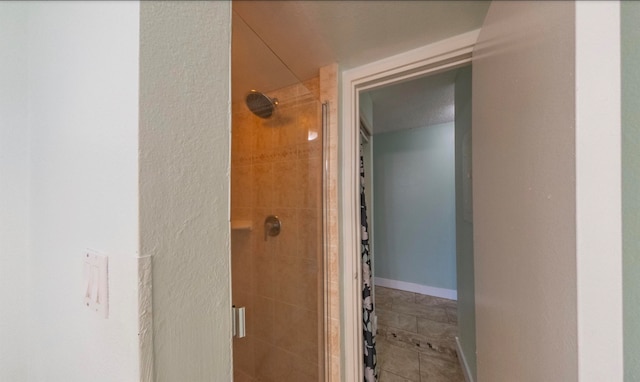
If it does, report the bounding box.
[361,155,378,382]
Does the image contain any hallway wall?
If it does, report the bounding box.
[373,122,456,292]
[474,1,622,380]
[0,3,29,380]
[454,65,476,380]
[473,2,578,380]
[622,2,640,380]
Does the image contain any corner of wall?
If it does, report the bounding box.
[622,4,640,380]
[139,2,232,380]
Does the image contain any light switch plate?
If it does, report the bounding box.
[83,250,109,318]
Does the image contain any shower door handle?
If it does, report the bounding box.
[232,306,246,339]
[264,215,281,241]
[237,307,246,338]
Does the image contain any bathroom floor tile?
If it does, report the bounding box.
[378,325,458,363]
[375,286,465,382]
[376,286,416,304]
[415,294,457,310]
[419,353,465,382]
[416,317,457,343]
[377,338,421,381]
[379,369,417,382]
[392,300,449,324]
[445,307,458,324]
[377,308,419,332]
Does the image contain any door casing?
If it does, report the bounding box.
[339,29,480,381]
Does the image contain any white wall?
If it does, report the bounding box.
[0,3,29,380]
[26,2,141,380]
[575,3,622,380]
[473,1,622,381]
[473,2,578,380]
[1,3,235,380]
[139,2,232,381]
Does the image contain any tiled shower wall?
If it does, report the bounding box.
[230,64,339,382]
[231,77,323,382]
[320,63,341,382]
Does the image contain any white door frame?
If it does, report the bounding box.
[339,29,481,381]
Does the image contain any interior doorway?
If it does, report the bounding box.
[339,30,480,381]
[358,66,473,382]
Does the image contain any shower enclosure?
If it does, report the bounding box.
[230,10,326,382]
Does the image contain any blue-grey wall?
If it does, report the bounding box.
[372,122,456,290]
[454,65,476,379]
[623,3,640,380]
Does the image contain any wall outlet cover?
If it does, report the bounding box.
[83,250,109,318]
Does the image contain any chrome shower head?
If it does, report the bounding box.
[245,91,278,119]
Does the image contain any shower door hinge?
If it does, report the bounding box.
[232,305,246,339]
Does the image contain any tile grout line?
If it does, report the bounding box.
[375,285,463,382]
[417,341,422,382]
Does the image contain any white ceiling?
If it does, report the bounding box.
[232,12,302,103]
[366,69,461,135]
[232,1,490,101]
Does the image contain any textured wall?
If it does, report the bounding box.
[473,2,579,380]
[623,2,640,380]
[0,3,29,380]
[139,2,232,381]
[454,65,476,379]
[26,2,141,380]
[373,123,456,291]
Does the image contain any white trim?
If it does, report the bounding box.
[575,2,623,380]
[456,336,475,382]
[374,277,457,301]
[340,29,480,382]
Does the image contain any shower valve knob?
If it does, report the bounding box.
[264,215,281,241]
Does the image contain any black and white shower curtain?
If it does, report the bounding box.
[360,155,378,382]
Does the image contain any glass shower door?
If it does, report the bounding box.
[230,10,325,382]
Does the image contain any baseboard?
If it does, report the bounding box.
[455,336,474,382]
[373,277,457,300]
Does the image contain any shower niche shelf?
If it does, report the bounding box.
[231,220,253,231]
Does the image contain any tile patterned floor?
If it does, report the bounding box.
[374,286,464,382]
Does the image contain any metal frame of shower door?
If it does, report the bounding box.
[339,29,480,382]
[321,100,330,382]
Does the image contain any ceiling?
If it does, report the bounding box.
[232,12,302,103]
[232,0,490,129]
[365,69,461,135]
[232,1,490,101]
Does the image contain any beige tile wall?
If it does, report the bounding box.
[231,63,340,382]
[231,78,325,382]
